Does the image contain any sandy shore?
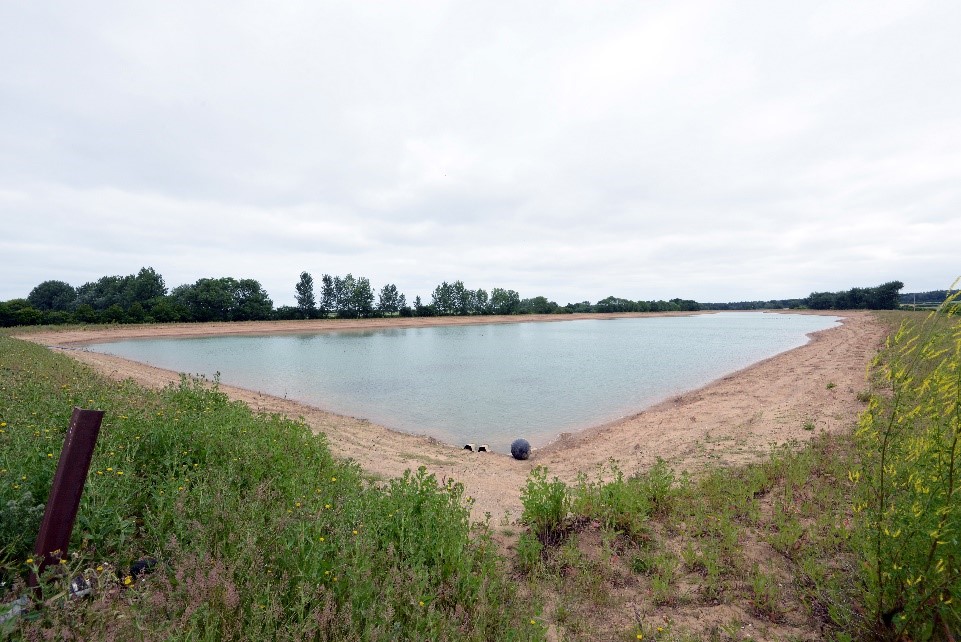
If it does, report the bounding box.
[19,311,885,521]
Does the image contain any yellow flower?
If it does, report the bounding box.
[295,502,301,508]
[25,558,34,565]
[325,503,332,509]
[0,422,6,427]
[47,453,53,458]
[636,635,643,640]
[352,530,358,535]
[331,477,337,482]
[96,565,104,572]
[106,467,113,472]
[116,471,123,476]
[530,619,536,625]
[123,575,133,586]
[319,536,325,542]
[419,601,425,607]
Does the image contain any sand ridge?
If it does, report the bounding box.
[19,311,885,521]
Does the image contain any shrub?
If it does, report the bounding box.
[851,294,961,639]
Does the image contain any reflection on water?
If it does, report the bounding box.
[88,313,839,453]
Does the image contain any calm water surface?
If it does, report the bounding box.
[88,313,839,453]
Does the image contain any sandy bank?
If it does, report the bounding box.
[18,311,885,521]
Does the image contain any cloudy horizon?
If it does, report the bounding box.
[2,1,959,307]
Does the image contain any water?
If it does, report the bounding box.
[87,312,839,453]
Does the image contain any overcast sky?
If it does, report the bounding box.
[1,1,959,306]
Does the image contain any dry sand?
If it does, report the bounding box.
[19,311,885,522]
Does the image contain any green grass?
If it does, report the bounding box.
[0,334,540,640]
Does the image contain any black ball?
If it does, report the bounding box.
[510,438,531,460]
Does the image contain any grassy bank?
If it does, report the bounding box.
[2,309,959,640]
[0,335,538,640]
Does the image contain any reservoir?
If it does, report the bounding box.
[87,312,840,453]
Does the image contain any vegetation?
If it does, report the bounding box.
[702,281,906,311]
[0,335,536,640]
[1,268,704,327]
[4,294,959,638]
[850,300,961,638]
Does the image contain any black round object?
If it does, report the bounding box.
[510,438,531,460]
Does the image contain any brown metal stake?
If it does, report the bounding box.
[29,407,104,589]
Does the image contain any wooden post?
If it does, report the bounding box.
[30,407,104,584]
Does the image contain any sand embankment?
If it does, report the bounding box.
[19,311,885,521]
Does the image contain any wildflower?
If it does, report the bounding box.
[331,476,337,482]
[295,502,301,508]
[97,470,103,475]
[419,601,425,607]
[25,558,33,565]
[96,565,104,572]
[325,503,331,509]
[319,537,325,542]
[637,635,643,640]
[47,453,53,458]
[106,467,113,472]
[352,530,358,535]
[530,619,536,625]
[123,575,133,586]
[0,422,6,427]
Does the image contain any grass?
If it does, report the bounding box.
[4,306,960,640]
[0,334,540,640]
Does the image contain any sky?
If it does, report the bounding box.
[1,1,959,307]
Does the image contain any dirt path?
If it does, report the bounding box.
[19,311,885,522]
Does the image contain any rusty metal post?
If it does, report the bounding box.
[30,407,104,583]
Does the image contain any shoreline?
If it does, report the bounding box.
[17,310,885,521]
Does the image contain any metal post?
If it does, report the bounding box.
[30,407,104,584]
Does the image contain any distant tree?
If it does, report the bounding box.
[28,280,76,311]
[295,272,316,319]
[431,282,454,315]
[473,288,490,314]
[378,283,405,316]
[232,279,274,321]
[490,288,520,315]
[130,267,166,304]
[518,296,559,314]
[351,277,376,318]
[319,274,335,317]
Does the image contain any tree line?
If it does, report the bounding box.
[3,267,906,328]
[701,281,904,311]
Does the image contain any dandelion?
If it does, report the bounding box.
[331,476,337,482]
[96,565,104,572]
[529,619,536,625]
[352,529,358,535]
[319,537,325,542]
[419,601,425,607]
[106,467,113,472]
[636,635,643,640]
[295,502,301,508]
[0,422,6,426]
[123,575,133,586]
[25,558,33,565]
[325,503,331,509]
[97,470,103,475]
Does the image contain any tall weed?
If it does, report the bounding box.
[852,292,961,639]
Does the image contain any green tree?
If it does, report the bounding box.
[351,277,375,318]
[319,274,335,317]
[27,280,76,311]
[232,279,273,321]
[490,288,520,315]
[295,272,316,319]
[378,283,405,316]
